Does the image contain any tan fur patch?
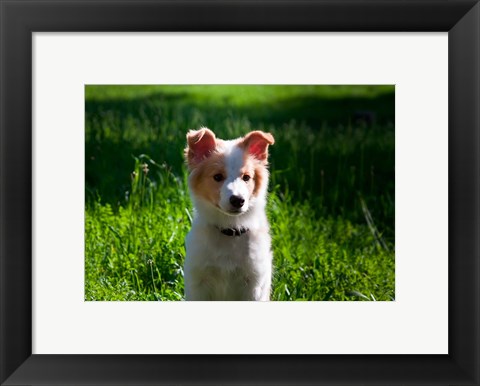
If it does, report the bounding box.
[239,156,256,197]
[253,161,268,197]
[241,154,267,197]
[189,152,226,208]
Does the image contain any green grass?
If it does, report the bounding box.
[85,85,395,301]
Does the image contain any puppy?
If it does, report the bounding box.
[184,128,274,301]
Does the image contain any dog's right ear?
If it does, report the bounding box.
[185,127,216,167]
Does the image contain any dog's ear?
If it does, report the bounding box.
[185,127,217,167]
[242,131,275,162]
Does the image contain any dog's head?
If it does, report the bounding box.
[185,128,274,216]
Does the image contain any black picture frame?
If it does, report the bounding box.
[1,1,479,385]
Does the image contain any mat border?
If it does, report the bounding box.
[1,1,479,385]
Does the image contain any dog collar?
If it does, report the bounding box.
[218,226,249,237]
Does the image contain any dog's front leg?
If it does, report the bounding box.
[184,265,225,301]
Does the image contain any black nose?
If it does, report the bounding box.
[230,195,245,208]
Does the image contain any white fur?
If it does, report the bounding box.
[219,145,252,214]
[184,134,273,301]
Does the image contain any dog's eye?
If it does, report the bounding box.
[242,175,251,182]
[213,174,224,182]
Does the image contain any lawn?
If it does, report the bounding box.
[85,85,395,301]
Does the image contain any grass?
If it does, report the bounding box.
[85,85,395,301]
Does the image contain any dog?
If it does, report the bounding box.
[183,127,274,301]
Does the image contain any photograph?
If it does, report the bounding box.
[85,85,395,301]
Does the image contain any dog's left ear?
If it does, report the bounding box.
[242,131,275,162]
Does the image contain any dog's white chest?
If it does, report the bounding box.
[186,227,255,269]
[184,225,272,301]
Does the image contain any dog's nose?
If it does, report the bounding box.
[230,195,245,208]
